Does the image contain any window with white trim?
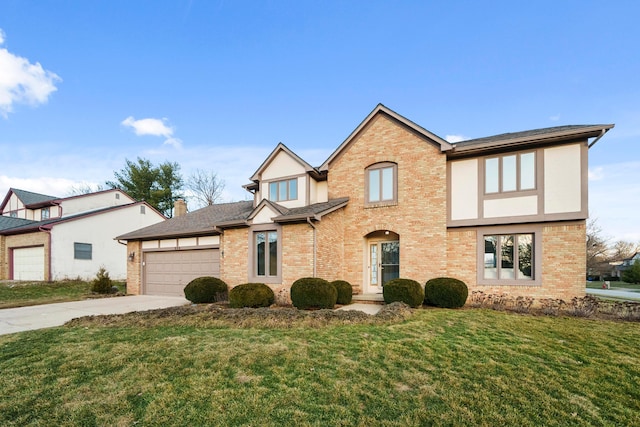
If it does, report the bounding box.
[269,179,298,202]
[483,233,533,280]
[485,152,536,194]
[41,207,50,220]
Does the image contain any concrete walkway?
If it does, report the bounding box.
[336,303,382,315]
[0,295,189,336]
[586,288,640,301]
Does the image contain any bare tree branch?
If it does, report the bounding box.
[186,169,226,208]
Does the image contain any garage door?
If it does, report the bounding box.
[13,246,45,281]
[143,249,220,296]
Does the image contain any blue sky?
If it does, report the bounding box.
[0,0,638,241]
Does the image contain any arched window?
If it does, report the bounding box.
[365,162,397,206]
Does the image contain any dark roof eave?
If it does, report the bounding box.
[449,124,614,157]
[117,228,222,241]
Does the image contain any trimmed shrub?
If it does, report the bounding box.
[183,276,228,303]
[291,277,337,310]
[383,278,424,308]
[331,280,353,305]
[91,267,114,294]
[229,283,275,308]
[424,277,468,308]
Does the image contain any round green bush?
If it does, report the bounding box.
[383,278,424,308]
[424,277,468,308]
[331,280,353,305]
[183,276,228,303]
[290,277,337,310]
[229,283,275,308]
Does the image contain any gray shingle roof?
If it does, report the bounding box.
[0,216,37,232]
[453,125,612,148]
[273,197,349,222]
[117,200,255,240]
[11,188,58,207]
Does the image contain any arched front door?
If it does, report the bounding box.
[366,231,399,293]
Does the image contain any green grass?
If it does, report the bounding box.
[586,280,640,291]
[0,280,126,309]
[1,308,639,426]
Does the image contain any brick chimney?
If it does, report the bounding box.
[174,199,187,217]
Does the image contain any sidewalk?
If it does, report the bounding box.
[586,288,640,301]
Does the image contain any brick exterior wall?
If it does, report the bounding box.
[126,241,142,294]
[327,114,448,290]
[281,223,314,285]
[447,221,586,301]
[220,228,249,286]
[315,207,345,284]
[2,232,50,280]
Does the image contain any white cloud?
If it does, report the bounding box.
[588,166,604,181]
[549,114,561,121]
[121,116,174,137]
[445,134,467,143]
[121,116,183,149]
[0,29,61,117]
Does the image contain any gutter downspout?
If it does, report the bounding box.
[38,225,52,281]
[306,217,317,278]
[588,128,608,148]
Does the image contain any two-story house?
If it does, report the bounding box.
[118,104,613,301]
[0,188,166,281]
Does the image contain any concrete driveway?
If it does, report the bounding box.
[0,295,189,336]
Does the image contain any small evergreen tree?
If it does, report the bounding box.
[622,261,640,284]
[91,267,113,294]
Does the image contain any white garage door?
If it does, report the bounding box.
[13,246,45,281]
[143,249,220,296]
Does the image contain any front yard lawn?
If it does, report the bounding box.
[1,307,639,426]
[0,280,126,309]
[586,280,640,291]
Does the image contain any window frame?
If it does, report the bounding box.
[74,242,93,260]
[477,225,542,286]
[248,224,282,284]
[484,151,537,195]
[365,162,398,207]
[268,178,298,202]
[41,207,50,220]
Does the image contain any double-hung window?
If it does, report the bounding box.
[366,162,397,205]
[485,152,536,194]
[483,233,533,280]
[269,179,298,202]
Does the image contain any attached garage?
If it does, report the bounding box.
[143,248,220,296]
[12,246,45,280]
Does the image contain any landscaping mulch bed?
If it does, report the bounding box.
[65,301,414,329]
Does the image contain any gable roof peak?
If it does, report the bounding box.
[249,142,318,182]
[320,104,454,171]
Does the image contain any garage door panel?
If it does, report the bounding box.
[13,246,45,281]
[144,249,220,296]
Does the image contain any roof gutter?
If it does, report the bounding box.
[588,127,611,148]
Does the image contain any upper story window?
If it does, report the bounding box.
[485,152,536,194]
[269,178,298,202]
[366,162,397,206]
[41,207,50,220]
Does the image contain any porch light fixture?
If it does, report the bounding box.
[128,252,135,261]
[384,230,390,235]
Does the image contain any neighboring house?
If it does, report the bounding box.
[613,252,640,278]
[0,188,166,281]
[119,104,613,300]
